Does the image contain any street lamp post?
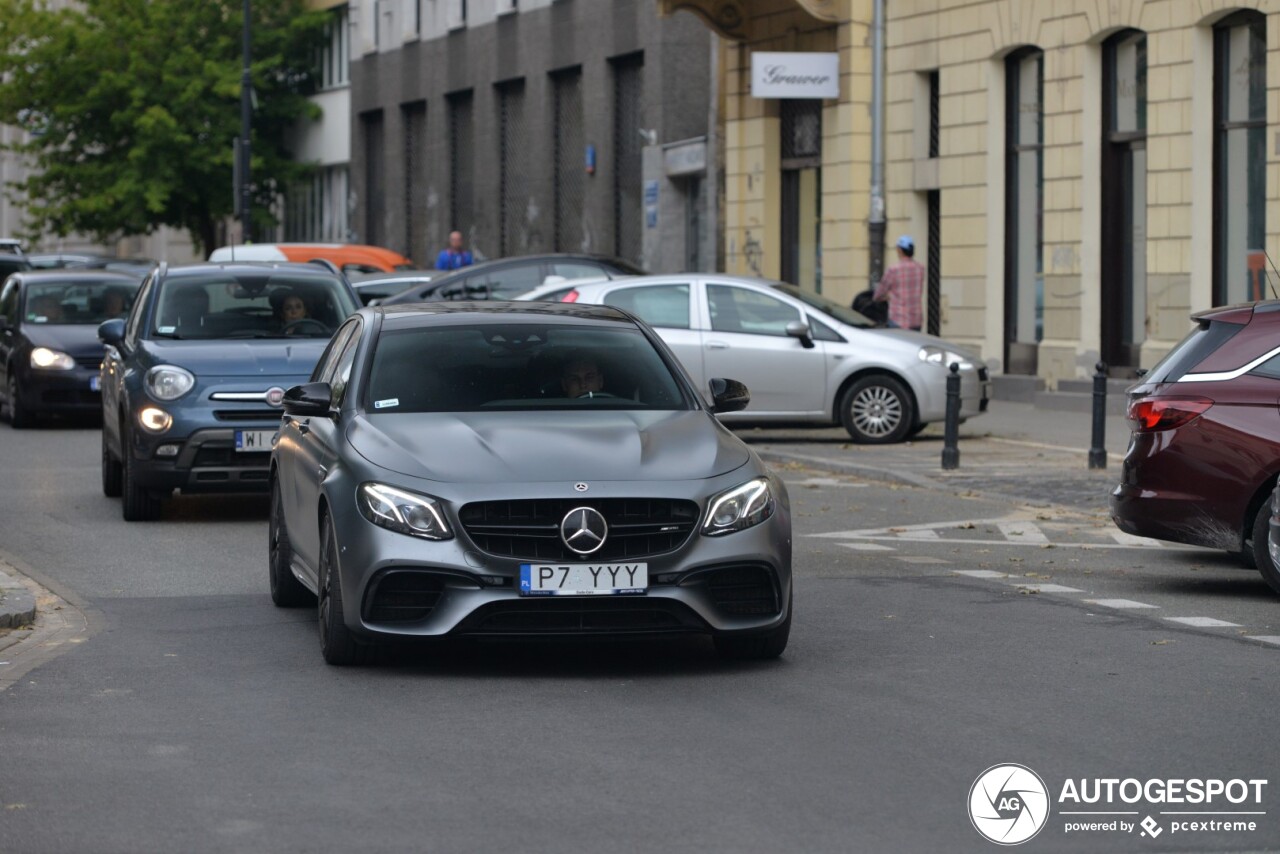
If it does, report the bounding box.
[239,0,252,242]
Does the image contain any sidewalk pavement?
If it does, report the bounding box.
[738,400,1132,514]
[0,563,37,642]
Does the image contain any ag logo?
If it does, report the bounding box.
[968,764,1050,845]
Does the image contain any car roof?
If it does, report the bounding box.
[372,300,638,330]
[13,269,139,282]
[164,261,346,279]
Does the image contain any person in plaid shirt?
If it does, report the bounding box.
[873,235,924,331]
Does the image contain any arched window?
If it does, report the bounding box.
[1214,11,1266,305]
[1004,47,1043,375]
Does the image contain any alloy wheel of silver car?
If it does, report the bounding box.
[840,375,913,444]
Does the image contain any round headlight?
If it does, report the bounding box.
[30,347,75,370]
[145,365,195,401]
[138,406,173,433]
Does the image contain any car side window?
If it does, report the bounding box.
[707,284,802,336]
[1248,353,1280,380]
[0,280,17,324]
[552,261,605,280]
[604,284,691,329]
[328,325,362,406]
[124,273,154,347]
[482,263,546,297]
[312,321,357,384]
[810,315,844,342]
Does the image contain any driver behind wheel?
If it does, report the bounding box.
[560,355,604,399]
[273,290,311,334]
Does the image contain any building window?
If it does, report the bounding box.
[285,165,351,243]
[362,111,385,246]
[1100,30,1147,372]
[1214,11,1267,306]
[497,0,517,15]
[552,67,585,252]
[1004,47,1043,374]
[928,70,940,158]
[780,99,822,292]
[402,101,426,262]
[496,79,527,256]
[611,53,644,265]
[319,5,349,90]
[447,0,466,31]
[448,90,474,244]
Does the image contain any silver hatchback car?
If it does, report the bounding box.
[269,302,793,664]
[543,275,991,443]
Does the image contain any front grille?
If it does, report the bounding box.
[75,354,103,370]
[363,571,444,623]
[459,498,700,562]
[695,565,780,617]
[191,446,270,469]
[213,409,282,422]
[459,597,702,635]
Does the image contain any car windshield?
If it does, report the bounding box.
[152,272,358,339]
[25,279,141,324]
[769,282,875,328]
[366,323,692,413]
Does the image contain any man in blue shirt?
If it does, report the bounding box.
[435,231,474,271]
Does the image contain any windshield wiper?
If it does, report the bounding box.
[152,331,183,339]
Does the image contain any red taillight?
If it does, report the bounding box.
[1126,396,1214,432]
[560,289,579,303]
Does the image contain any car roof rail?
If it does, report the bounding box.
[305,258,342,276]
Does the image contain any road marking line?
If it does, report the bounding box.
[837,542,895,552]
[1013,583,1084,593]
[1083,598,1160,610]
[953,570,1008,578]
[895,556,950,564]
[1165,617,1241,628]
[898,529,940,540]
[1248,636,1280,646]
[1109,530,1164,548]
[809,517,995,538]
[998,521,1049,544]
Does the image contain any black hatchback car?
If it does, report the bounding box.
[380,254,645,305]
[0,270,140,427]
[99,262,359,520]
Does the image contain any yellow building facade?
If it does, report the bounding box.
[666,0,1280,385]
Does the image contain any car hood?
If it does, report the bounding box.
[347,409,751,483]
[142,339,328,377]
[22,323,107,358]
[858,327,985,363]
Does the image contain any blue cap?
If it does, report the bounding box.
[896,235,915,251]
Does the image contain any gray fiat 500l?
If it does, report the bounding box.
[269,302,793,665]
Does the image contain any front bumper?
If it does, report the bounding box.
[326,475,794,641]
[128,426,276,493]
[22,365,101,414]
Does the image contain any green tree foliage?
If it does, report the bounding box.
[0,0,328,254]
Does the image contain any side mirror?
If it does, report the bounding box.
[708,377,750,414]
[98,317,125,346]
[283,382,334,417]
[785,319,815,349]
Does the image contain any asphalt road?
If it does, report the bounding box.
[1,424,1279,853]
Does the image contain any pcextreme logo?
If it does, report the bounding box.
[969,764,1051,845]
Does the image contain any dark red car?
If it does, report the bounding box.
[1111,301,1280,594]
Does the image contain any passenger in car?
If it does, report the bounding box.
[560,355,605,398]
[29,294,64,322]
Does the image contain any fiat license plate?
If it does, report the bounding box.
[234,429,276,452]
[518,563,648,596]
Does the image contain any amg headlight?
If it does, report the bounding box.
[145,365,195,401]
[30,347,75,370]
[702,478,775,536]
[918,345,973,370]
[357,482,453,540]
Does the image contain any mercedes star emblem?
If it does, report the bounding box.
[574,482,589,492]
[560,506,608,555]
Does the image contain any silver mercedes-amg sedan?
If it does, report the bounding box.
[269,302,793,665]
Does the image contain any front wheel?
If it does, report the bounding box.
[317,513,372,665]
[121,426,163,521]
[101,429,122,497]
[1248,501,1280,596]
[839,375,914,444]
[7,372,33,429]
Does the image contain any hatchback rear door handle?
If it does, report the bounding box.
[706,341,729,350]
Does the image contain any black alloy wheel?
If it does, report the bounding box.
[317,513,372,665]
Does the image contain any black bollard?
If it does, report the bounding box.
[941,362,961,470]
[1088,361,1108,470]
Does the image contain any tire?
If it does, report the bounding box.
[839,375,914,444]
[1248,501,1280,596]
[101,428,122,498]
[7,372,33,429]
[713,599,792,661]
[317,513,372,665]
[120,425,163,521]
[269,476,311,607]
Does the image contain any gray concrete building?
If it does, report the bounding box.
[348,0,717,272]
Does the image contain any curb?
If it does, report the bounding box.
[0,565,37,630]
